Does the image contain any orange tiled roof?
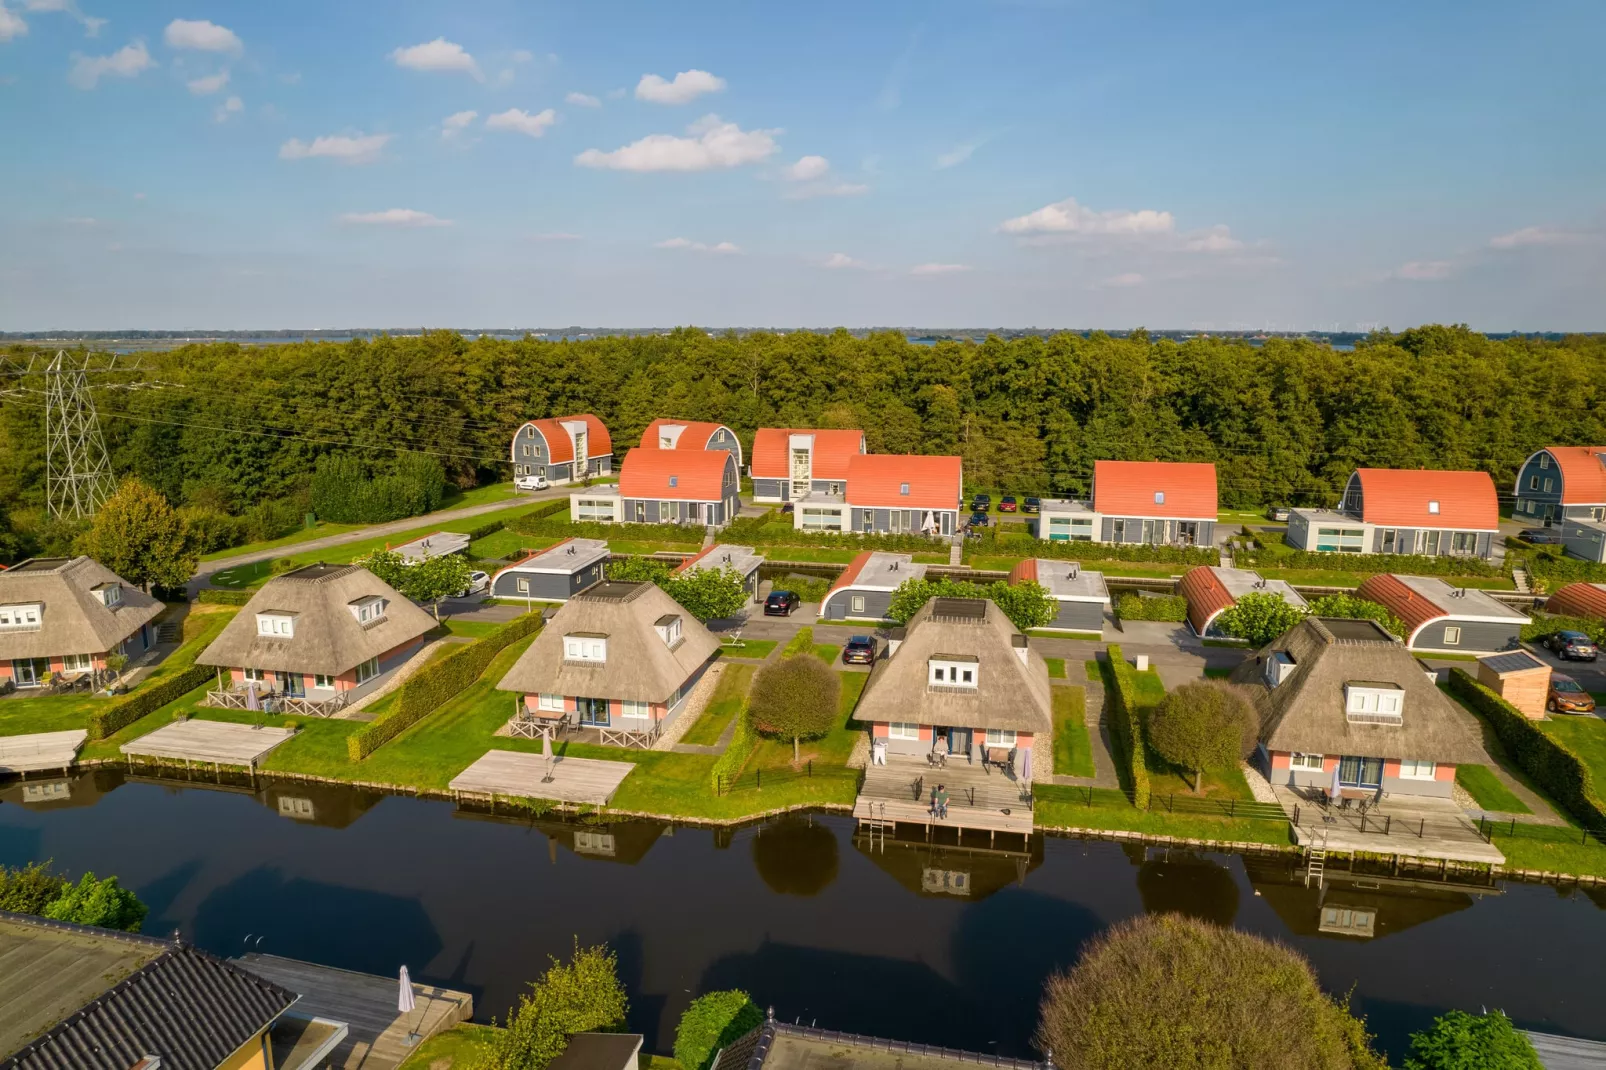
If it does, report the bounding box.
[515,414,611,465]
[1351,468,1498,529]
[1092,461,1218,519]
[1544,582,1606,620]
[618,447,733,501]
[1536,446,1606,504]
[1178,565,1236,635]
[1008,558,1039,586]
[829,551,874,593]
[1355,574,1445,639]
[750,428,865,480]
[673,545,716,574]
[844,454,962,511]
[639,419,735,452]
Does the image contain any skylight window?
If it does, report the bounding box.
[669,476,678,488]
[1154,491,1166,504]
[1428,500,1440,514]
[899,482,910,495]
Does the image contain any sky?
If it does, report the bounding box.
[1,0,1603,331]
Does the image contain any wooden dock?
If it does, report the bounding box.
[855,759,1036,840]
[234,953,472,1070]
[1274,786,1507,866]
[449,749,634,807]
[0,730,87,775]
[121,720,295,770]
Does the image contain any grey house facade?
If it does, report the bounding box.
[572,448,742,529]
[1560,517,1606,563]
[490,538,611,601]
[510,415,613,486]
[1356,573,1529,655]
[1512,446,1606,525]
[1009,558,1109,633]
[819,551,926,620]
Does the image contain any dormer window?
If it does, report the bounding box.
[0,603,42,631]
[660,435,674,448]
[564,634,607,662]
[256,612,295,638]
[1154,491,1166,505]
[928,656,978,688]
[349,596,387,625]
[669,476,679,488]
[1264,651,1296,687]
[94,583,122,607]
[654,614,684,649]
[1344,682,1403,724]
[1427,501,1440,515]
[900,482,910,495]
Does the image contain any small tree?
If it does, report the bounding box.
[76,478,197,592]
[1404,1010,1543,1070]
[989,579,1057,631]
[665,566,748,623]
[1214,591,1308,646]
[0,862,69,915]
[1146,680,1257,792]
[748,653,841,763]
[403,552,474,620]
[354,548,411,591]
[40,871,148,932]
[1306,593,1407,640]
[887,576,1056,631]
[103,651,129,692]
[675,991,764,1070]
[1036,914,1385,1070]
[482,941,629,1070]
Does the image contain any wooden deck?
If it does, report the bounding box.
[1273,786,1506,865]
[120,720,295,769]
[0,730,87,775]
[449,748,635,807]
[234,953,472,1070]
[855,757,1035,838]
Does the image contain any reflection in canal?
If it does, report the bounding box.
[1,770,1603,1063]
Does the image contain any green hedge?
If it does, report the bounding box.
[88,665,213,741]
[511,509,704,545]
[1522,612,1606,645]
[724,514,951,554]
[1104,645,1151,808]
[710,712,758,791]
[346,612,543,760]
[1519,548,1606,594]
[461,519,507,542]
[1447,668,1606,830]
[197,588,253,605]
[974,530,1219,567]
[1116,593,1189,622]
[1238,533,1506,579]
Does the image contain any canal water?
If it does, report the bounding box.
[2,771,1602,1062]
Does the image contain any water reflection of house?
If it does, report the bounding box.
[853,834,1043,901]
[452,812,667,865]
[257,782,384,830]
[0,768,121,811]
[1244,856,1495,941]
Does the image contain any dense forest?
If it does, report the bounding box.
[2,325,1605,556]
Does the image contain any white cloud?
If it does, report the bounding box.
[213,94,242,122]
[279,132,392,165]
[163,18,241,53]
[576,114,778,172]
[338,208,452,227]
[635,68,724,104]
[910,263,971,276]
[512,49,533,63]
[390,38,482,81]
[0,3,26,41]
[655,237,742,254]
[935,142,979,170]
[1101,272,1146,288]
[1391,259,1454,281]
[784,155,830,181]
[1182,225,1244,253]
[440,109,477,139]
[25,0,106,37]
[486,107,557,138]
[822,252,869,270]
[185,69,228,95]
[605,87,625,99]
[1000,196,1174,236]
[68,40,153,89]
[1490,226,1589,249]
[565,91,601,107]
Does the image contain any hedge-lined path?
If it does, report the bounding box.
[1456,715,1571,826]
[1049,669,1121,790]
[335,635,474,720]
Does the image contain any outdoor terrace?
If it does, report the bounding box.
[855,755,1035,841]
[1273,785,1506,865]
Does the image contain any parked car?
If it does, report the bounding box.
[1543,630,1599,661]
[459,570,490,597]
[764,590,800,616]
[842,635,877,664]
[999,496,1018,512]
[1268,506,1291,522]
[1023,496,1041,514]
[780,502,794,514]
[1548,674,1597,714]
[514,473,549,491]
[968,511,990,529]
[1519,527,1563,546]
[970,494,991,512]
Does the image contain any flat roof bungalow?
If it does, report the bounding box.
[1512,445,1606,525]
[490,537,611,601]
[640,418,744,470]
[510,414,612,487]
[1231,616,1486,799]
[198,563,437,715]
[0,556,164,691]
[1177,565,1309,638]
[570,447,741,529]
[1009,558,1110,634]
[674,543,765,601]
[1543,580,1606,620]
[1038,460,1218,547]
[749,427,866,503]
[820,551,926,620]
[1286,468,1500,561]
[1354,574,1529,655]
[497,580,721,747]
[389,530,471,564]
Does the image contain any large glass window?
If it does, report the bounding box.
[985,728,1017,746]
[1450,532,1477,555]
[355,656,380,684]
[1398,759,1437,780]
[575,499,615,522]
[888,722,920,740]
[800,507,842,530]
[1047,517,1093,542]
[1338,756,1384,787]
[1314,526,1365,552]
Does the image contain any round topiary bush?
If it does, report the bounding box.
[1145,680,1258,793]
[675,990,765,1070]
[748,653,841,763]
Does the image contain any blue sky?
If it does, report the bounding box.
[1,0,1602,330]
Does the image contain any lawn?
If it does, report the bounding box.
[1084,660,1101,682]
[1455,764,1531,814]
[682,663,753,746]
[1488,829,1606,879]
[1043,657,1067,679]
[1539,714,1606,789]
[397,1023,502,1070]
[607,539,702,556]
[1052,686,1094,778]
[760,546,862,564]
[1119,666,1253,800]
[1256,567,1514,591]
[718,638,778,660]
[272,502,550,571]
[199,521,363,562]
[468,528,541,562]
[1035,785,1294,846]
[812,642,842,665]
[209,560,275,588]
[442,618,504,639]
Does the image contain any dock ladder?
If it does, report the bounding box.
[860,802,892,852]
[1304,829,1329,888]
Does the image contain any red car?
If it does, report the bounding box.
[999,496,1018,512]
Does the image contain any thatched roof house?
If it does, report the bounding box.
[0,556,163,665]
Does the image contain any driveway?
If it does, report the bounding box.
[1509,640,1606,693]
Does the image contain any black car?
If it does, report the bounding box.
[1520,527,1563,546]
[843,635,876,664]
[1544,630,1599,661]
[968,511,990,528]
[1023,496,1041,514]
[764,590,800,616]
[970,494,991,512]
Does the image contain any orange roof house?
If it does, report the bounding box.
[1091,461,1219,519]
[510,414,613,484]
[750,428,866,501]
[640,419,744,469]
[1543,582,1606,620]
[1354,574,1528,653]
[845,454,962,512]
[618,447,735,502]
[1513,445,1606,525]
[1343,469,1499,531]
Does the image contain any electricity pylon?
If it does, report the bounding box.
[0,350,139,519]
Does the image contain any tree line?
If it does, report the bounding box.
[4,325,1605,562]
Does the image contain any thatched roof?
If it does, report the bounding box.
[1228,617,1485,763]
[197,563,436,676]
[854,597,1053,733]
[0,557,163,659]
[496,581,721,701]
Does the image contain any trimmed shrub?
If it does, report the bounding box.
[1447,668,1606,829]
[1518,547,1606,594]
[1522,611,1606,646]
[461,518,508,542]
[511,501,703,545]
[1238,533,1505,579]
[972,528,1220,567]
[779,627,815,658]
[197,588,253,606]
[710,712,758,791]
[887,576,1057,631]
[1405,1009,1542,1070]
[675,991,764,1070]
[724,513,952,554]
[1146,681,1258,792]
[1115,593,1188,623]
[1104,646,1151,809]
[347,613,543,760]
[88,664,212,740]
[1214,591,1308,645]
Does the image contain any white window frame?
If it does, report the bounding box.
[928,659,979,688]
[985,728,1017,746]
[1442,626,1462,646]
[620,700,652,720]
[256,614,294,637]
[243,667,266,682]
[101,585,122,607]
[1154,490,1165,505]
[888,722,920,740]
[564,636,607,662]
[516,577,531,594]
[850,594,867,614]
[1427,500,1440,515]
[313,674,335,690]
[355,656,380,684]
[61,653,93,673]
[538,693,565,712]
[1290,752,1325,772]
[1398,759,1437,780]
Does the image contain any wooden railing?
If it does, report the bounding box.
[204,688,346,717]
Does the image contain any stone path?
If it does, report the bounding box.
[652,662,725,751]
[336,635,472,720]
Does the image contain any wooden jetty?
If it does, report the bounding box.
[0,730,87,775]
[854,758,1036,846]
[449,749,634,807]
[120,720,295,772]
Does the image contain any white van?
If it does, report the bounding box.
[515,473,549,491]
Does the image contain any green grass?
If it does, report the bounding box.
[747,671,868,769]
[397,1023,502,1070]
[272,502,549,570]
[1026,629,1103,639]
[1538,714,1606,789]
[606,539,701,555]
[1034,785,1294,846]
[682,663,753,746]
[209,560,276,588]
[1121,668,1253,800]
[199,521,363,562]
[1255,566,1515,591]
[761,546,862,564]
[468,527,540,561]
[440,481,521,509]
[1489,830,1606,879]
[1084,660,1101,682]
[718,638,778,660]
[442,619,503,639]
[1043,657,1066,679]
[1203,666,1234,679]
[812,643,842,664]
[1052,687,1094,777]
[1417,652,1483,662]
[1455,764,1532,814]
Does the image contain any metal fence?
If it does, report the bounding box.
[714,762,863,797]
[1039,784,1288,823]
[1478,815,1606,849]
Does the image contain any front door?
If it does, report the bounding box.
[279,671,304,697]
[1177,521,1199,545]
[947,727,973,757]
[12,658,45,687]
[579,697,610,727]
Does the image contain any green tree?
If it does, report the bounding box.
[1036,914,1385,1070]
[1214,591,1309,646]
[990,579,1057,631]
[40,871,148,932]
[76,477,197,591]
[748,653,841,762]
[674,991,764,1070]
[1404,1010,1542,1070]
[606,557,672,584]
[482,941,630,1070]
[405,552,474,620]
[355,548,412,591]
[1306,593,1406,639]
[887,576,1054,632]
[664,566,748,622]
[1146,681,1258,793]
[0,862,69,915]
